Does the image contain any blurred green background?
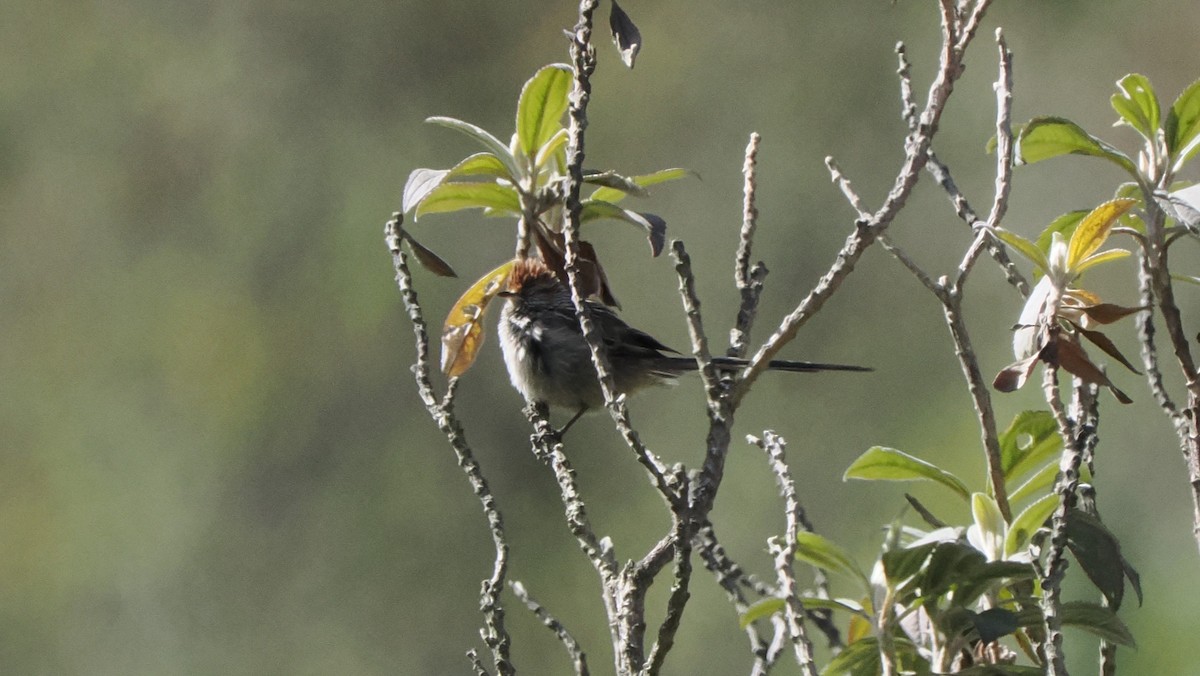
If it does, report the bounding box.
[4,1,1200,673]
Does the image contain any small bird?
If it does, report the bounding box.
[497,258,870,430]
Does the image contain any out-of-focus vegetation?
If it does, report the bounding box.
[3,1,1199,674]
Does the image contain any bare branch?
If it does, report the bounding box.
[645,511,694,676]
[672,240,722,399]
[385,215,514,675]
[751,431,819,676]
[1039,364,1080,676]
[732,134,767,357]
[736,133,763,289]
[511,581,590,676]
[735,0,983,406]
[525,403,616,577]
[557,0,678,506]
[825,157,870,220]
[878,234,940,294]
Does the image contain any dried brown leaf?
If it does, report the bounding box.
[1079,303,1146,324]
[403,231,458,278]
[1055,336,1133,403]
[441,259,518,377]
[1076,325,1142,374]
[994,354,1042,392]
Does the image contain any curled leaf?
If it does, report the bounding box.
[441,259,518,377]
[994,353,1041,393]
[588,167,697,204]
[402,230,457,278]
[1111,73,1161,141]
[447,152,514,181]
[403,168,451,214]
[580,199,667,255]
[609,0,642,68]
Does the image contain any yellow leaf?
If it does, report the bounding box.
[1067,198,1136,269]
[441,259,518,377]
[847,608,873,644]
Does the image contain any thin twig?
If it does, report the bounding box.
[732,134,767,358]
[751,432,819,676]
[878,234,939,294]
[511,581,590,676]
[467,649,490,676]
[736,0,981,407]
[672,240,723,400]
[559,0,677,506]
[736,133,762,289]
[385,216,514,675]
[645,504,694,676]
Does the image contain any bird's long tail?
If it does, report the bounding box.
[656,356,872,373]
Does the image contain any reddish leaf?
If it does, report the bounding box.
[1079,303,1146,324]
[402,230,458,278]
[994,354,1042,392]
[1076,325,1141,374]
[1055,337,1133,404]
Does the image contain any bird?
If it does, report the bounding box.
[497,258,870,431]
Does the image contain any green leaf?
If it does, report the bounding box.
[589,168,696,204]
[516,64,571,158]
[534,128,568,170]
[447,152,514,182]
[1167,78,1200,158]
[985,124,1025,155]
[920,542,987,599]
[822,637,882,676]
[1015,116,1139,177]
[1061,600,1136,647]
[1067,509,1137,609]
[426,116,522,179]
[993,228,1050,274]
[953,560,1036,607]
[1172,273,1200,286]
[794,532,870,592]
[882,541,938,586]
[972,493,1006,539]
[843,446,970,501]
[1035,210,1088,259]
[579,200,667,256]
[1004,493,1057,557]
[1074,248,1131,275]
[1007,461,1058,505]
[823,637,928,676]
[999,410,1062,484]
[582,170,650,198]
[797,596,868,616]
[739,597,785,629]
[956,665,1044,676]
[1111,73,1161,140]
[739,596,866,630]
[403,168,451,214]
[414,182,521,220]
